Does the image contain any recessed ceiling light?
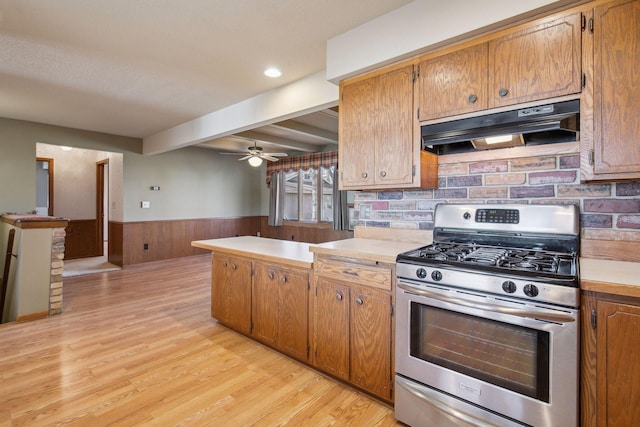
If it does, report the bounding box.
[264,67,282,78]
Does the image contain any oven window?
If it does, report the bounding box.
[410,303,550,402]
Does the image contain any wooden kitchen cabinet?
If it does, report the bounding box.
[581,0,640,181]
[581,291,640,427]
[339,64,437,190]
[417,43,489,121]
[488,11,582,108]
[211,254,252,335]
[417,11,581,122]
[252,261,310,362]
[313,256,394,401]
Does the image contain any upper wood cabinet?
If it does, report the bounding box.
[417,12,582,122]
[581,0,640,181]
[417,43,489,121]
[211,254,252,335]
[339,64,438,190]
[488,12,582,108]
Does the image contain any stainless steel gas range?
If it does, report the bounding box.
[395,203,580,427]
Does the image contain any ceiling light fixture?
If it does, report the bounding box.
[264,67,282,78]
[248,156,263,167]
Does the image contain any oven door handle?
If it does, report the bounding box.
[398,283,575,323]
[396,376,497,427]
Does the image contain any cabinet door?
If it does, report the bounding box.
[375,65,415,187]
[488,12,582,108]
[278,266,309,361]
[339,77,376,188]
[211,254,251,335]
[596,299,640,426]
[313,277,349,380]
[350,285,392,400]
[252,262,279,346]
[592,0,640,177]
[417,44,488,121]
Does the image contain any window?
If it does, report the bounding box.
[283,166,335,224]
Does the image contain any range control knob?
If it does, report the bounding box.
[524,284,539,297]
[502,280,517,294]
[431,270,443,281]
[463,212,471,220]
[416,268,427,279]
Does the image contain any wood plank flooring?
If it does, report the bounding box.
[0,255,400,426]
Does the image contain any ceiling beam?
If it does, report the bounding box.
[234,131,319,152]
[267,121,338,144]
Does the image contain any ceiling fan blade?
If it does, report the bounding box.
[237,155,252,161]
[262,155,280,162]
[220,152,248,155]
[262,152,288,157]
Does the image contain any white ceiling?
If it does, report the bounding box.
[0,0,412,154]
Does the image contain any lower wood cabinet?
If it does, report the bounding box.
[211,254,252,335]
[581,290,640,426]
[252,261,309,361]
[313,256,394,402]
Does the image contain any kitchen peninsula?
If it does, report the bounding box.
[192,232,425,402]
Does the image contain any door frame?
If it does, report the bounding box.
[96,159,109,257]
[36,157,54,216]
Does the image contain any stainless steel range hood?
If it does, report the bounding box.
[421,99,579,154]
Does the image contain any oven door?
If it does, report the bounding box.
[395,278,579,427]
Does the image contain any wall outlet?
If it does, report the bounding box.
[141,201,150,208]
[143,243,149,250]
[359,204,372,220]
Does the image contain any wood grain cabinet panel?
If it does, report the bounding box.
[313,256,394,402]
[417,43,489,121]
[488,12,582,108]
[252,262,309,362]
[339,65,437,190]
[211,254,252,335]
[350,284,392,400]
[582,291,640,427]
[582,0,640,181]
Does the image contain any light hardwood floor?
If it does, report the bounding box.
[0,255,400,426]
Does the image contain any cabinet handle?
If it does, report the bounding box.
[280,276,287,283]
[268,272,274,280]
[355,297,364,305]
[361,172,368,179]
[468,94,477,103]
[380,170,387,178]
[336,292,343,301]
[231,264,237,271]
[342,269,359,277]
[498,88,509,97]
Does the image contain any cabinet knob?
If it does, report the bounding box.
[231,264,237,271]
[361,172,368,179]
[223,262,228,268]
[355,297,364,305]
[380,170,387,178]
[498,88,509,97]
[268,272,274,280]
[468,94,477,103]
[280,276,287,283]
[336,292,343,301]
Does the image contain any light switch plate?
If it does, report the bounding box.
[141,201,150,208]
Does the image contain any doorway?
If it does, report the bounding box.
[96,160,109,257]
[35,158,54,216]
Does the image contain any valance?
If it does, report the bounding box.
[265,150,338,185]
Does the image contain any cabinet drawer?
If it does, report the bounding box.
[315,258,392,291]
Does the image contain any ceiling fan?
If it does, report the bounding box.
[221,141,288,167]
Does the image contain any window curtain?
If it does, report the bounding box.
[268,171,284,226]
[332,173,348,231]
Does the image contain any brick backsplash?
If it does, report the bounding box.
[353,154,640,240]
